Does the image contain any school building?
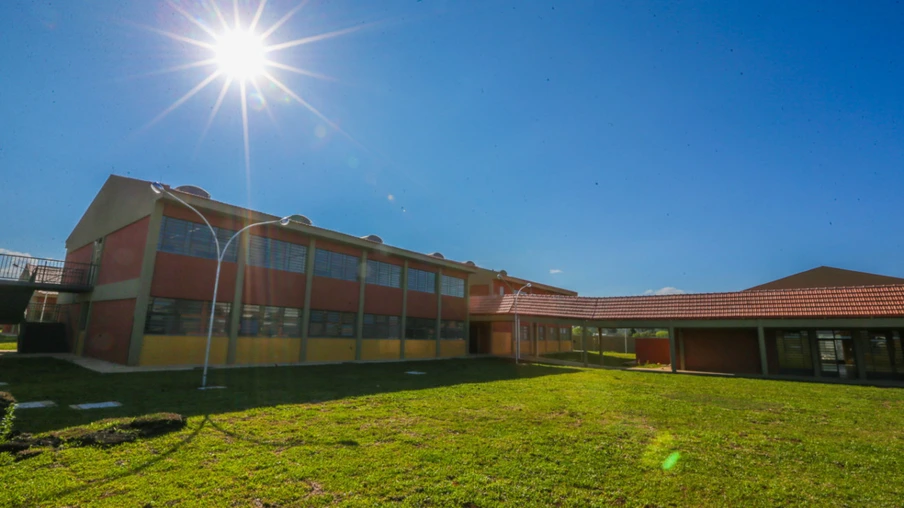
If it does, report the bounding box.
[5,174,904,385]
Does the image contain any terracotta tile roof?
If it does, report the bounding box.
[469,284,904,321]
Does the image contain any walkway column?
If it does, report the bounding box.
[354,251,368,361]
[808,330,821,378]
[299,238,316,362]
[226,231,248,365]
[581,326,588,367]
[668,325,677,373]
[852,331,867,381]
[757,324,768,377]
[400,260,408,359]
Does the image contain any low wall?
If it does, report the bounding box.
[635,337,671,365]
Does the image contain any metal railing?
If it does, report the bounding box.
[24,303,62,323]
[0,252,96,288]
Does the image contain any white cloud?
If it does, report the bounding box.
[549,269,563,274]
[0,248,32,258]
[644,286,686,296]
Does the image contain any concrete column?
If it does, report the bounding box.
[226,231,248,364]
[126,200,164,366]
[400,260,408,359]
[464,275,470,356]
[299,238,316,362]
[678,329,686,370]
[355,251,368,361]
[668,325,677,373]
[597,326,604,366]
[435,268,443,356]
[809,329,822,378]
[581,326,588,367]
[757,324,768,377]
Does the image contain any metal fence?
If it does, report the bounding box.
[24,303,62,323]
[0,252,96,288]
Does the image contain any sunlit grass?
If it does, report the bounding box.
[0,335,16,351]
[1,356,904,506]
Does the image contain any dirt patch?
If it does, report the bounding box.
[0,413,187,456]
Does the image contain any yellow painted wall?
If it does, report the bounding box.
[139,335,229,366]
[234,337,302,365]
[491,332,512,354]
[404,340,436,359]
[546,341,560,353]
[519,339,533,356]
[361,339,401,360]
[439,339,467,358]
[537,342,548,355]
[307,338,356,362]
[561,341,573,352]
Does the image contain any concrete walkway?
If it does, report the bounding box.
[0,352,195,373]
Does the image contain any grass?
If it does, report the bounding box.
[543,349,636,367]
[1,357,904,506]
[0,335,16,351]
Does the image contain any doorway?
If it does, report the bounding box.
[816,330,858,379]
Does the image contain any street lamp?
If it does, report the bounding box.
[151,182,291,389]
[496,273,531,364]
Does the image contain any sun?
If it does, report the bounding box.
[138,0,372,176]
[215,30,265,81]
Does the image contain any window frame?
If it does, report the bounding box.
[314,249,360,282]
[308,309,357,338]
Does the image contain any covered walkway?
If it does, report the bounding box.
[469,284,904,384]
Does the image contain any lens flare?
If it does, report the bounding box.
[661,451,681,471]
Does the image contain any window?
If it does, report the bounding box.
[362,314,400,338]
[365,260,402,288]
[407,268,436,293]
[238,305,302,337]
[248,236,306,273]
[145,297,231,336]
[441,320,465,340]
[776,330,812,371]
[440,275,465,297]
[538,326,546,341]
[499,286,505,296]
[157,216,238,262]
[406,317,436,340]
[559,327,571,341]
[309,310,356,338]
[519,324,529,341]
[313,250,359,281]
[549,327,558,341]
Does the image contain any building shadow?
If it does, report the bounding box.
[1,356,578,434]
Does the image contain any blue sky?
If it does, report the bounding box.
[2,0,903,296]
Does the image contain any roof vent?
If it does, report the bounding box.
[288,214,312,226]
[465,261,476,267]
[362,234,384,244]
[499,270,508,277]
[429,252,445,259]
[174,185,211,199]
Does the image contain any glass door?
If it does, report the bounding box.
[816,330,858,379]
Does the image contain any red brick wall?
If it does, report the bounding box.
[97,217,149,285]
[163,204,245,230]
[59,303,82,351]
[636,338,671,365]
[765,333,780,374]
[151,252,238,302]
[682,328,761,374]
[364,285,403,316]
[84,299,135,364]
[470,284,490,296]
[441,295,467,320]
[66,243,94,265]
[407,291,437,319]
[242,265,306,308]
[492,321,513,333]
[310,277,359,313]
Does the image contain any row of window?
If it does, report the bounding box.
[158,220,466,295]
[144,298,465,339]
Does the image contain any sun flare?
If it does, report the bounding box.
[139,0,370,176]
[215,30,265,81]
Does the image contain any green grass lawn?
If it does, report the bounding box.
[543,349,637,367]
[0,335,16,351]
[2,356,904,506]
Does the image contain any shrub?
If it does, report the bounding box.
[655,330,669,338]
[0,392,16,443]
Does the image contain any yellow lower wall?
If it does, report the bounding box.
[537,342,548,355]
[561,341,573,352]
[361,339,401,360]
[235,337,302,365]
[404,340,436,359]
[519,339,534,356]
[439,339,466,358]
[546,341,560,353]
[307,338,356,362]
[139,335,229,366]
[491,332,512,354]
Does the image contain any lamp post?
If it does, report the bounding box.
[496,273,531,364]
[151,182,291,389]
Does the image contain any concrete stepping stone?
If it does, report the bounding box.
[70,401,122,410]
[0,382,8,387]
[405,371,426,375]
[15,401,56,409]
